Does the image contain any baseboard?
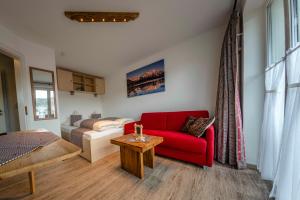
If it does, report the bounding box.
[247,163,257,170]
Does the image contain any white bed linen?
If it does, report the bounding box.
[82,128,123,140]
[61,124,123,140]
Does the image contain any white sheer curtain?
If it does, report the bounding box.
[258,61,285,180]
[270,47,300,200]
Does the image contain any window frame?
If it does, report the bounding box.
[266,3,273,66]
[33,87,56,119]
[289,0,300,47]
[29,67,58,121]
[266,0,288,65]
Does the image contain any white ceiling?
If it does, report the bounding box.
[0,0,238,76]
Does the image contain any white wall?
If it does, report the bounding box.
[102,26,224,120]
[243,6,266,165]
[58,91,104,124]
[0,24,61,135]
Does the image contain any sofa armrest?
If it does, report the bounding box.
[205,125,214,167]
[124,121,140,135]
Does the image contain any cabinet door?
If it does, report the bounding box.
[95,78,105,95]
[57,69,73,91]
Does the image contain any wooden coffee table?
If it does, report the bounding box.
[111,134,163,178]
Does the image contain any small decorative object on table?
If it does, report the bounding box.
[134,124,145,142]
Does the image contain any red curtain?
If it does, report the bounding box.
[215,0,247,169]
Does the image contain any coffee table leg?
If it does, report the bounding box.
[120,146,144,178]
[28,171,35,194]
[144,147,154,168]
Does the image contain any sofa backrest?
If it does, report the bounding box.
[140,110,209,131]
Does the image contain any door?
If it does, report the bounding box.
[0,75,6,133]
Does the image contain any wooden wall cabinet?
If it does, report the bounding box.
[57,69,73,91]
[95,78,105,94]
[56,68,105,95]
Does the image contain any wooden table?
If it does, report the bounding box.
[0,139,81,194]
[111,134,163,178]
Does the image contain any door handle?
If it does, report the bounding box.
[0,109,3,116]
[25,106,28,116]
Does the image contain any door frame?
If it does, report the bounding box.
[0,43,29,130]
[0,74,7,133]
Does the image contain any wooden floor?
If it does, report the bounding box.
[0,153,271,200]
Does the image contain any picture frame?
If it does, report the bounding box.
[127,59,165,97]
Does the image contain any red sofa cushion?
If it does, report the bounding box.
[143,129,207,154]
[140,111,209,131]
[141,113,167,130]
[166,111,209,131]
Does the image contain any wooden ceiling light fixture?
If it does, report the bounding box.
[64,11,139,23]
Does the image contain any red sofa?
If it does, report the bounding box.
[124,111,214,167]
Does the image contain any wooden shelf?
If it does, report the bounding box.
[57,67,105,95]
[85,77,94,85]
[85,83,94,86]
[73,81,84,84]
[73,73,95,92]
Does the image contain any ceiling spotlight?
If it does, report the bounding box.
[64,12,140,23]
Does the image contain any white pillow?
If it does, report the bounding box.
[73,119,84,127]
[115,118,134,126]
[93,120,121,131]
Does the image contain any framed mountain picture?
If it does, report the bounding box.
[127,59,165,98]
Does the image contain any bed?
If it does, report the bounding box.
[61,115,133,163]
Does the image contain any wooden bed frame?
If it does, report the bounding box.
[61,130,123,163]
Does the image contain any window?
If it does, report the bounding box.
[34,89,55,119]
[263,1,300,199]
[30,67,57,120]
[290,0,300,46]
[267,0,286,65]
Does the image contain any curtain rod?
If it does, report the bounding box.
[265,57,285,72]
[286,43,300,56]
[265,89,278,93]
[288,83,300,88]
[265,43,300,72]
